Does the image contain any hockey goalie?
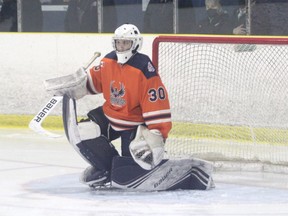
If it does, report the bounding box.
[45,24,214,191]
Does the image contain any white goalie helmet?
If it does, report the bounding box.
[112,24,143,64]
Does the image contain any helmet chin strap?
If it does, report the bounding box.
[132,45,139,54]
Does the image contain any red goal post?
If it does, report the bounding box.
[152,35,288,173]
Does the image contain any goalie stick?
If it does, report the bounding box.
[29,52,101,138]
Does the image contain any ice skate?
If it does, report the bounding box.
[80,166,111,188]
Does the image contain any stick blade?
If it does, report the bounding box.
[28,96,63,138]
[29,120,61,138]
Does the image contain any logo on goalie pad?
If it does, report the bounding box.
[153,167,172,188]
[33,98,58,122]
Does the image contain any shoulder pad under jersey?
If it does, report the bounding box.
[105,51,117,60]
[127,53,158,79]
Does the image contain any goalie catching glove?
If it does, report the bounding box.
[129,125,165,170]
[44,67,88,100]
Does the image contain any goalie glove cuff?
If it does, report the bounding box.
[129,125,165,170]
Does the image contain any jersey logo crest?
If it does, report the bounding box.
[110,81,126,107]
[147,62,155,73]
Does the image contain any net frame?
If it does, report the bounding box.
[152,35,288,173]
[153,36,288,69]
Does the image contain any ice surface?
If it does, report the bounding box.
[1,129,288,216]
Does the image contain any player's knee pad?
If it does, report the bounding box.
[78,119,101,141]
[87,106,110,138]
[77,120,119,171]
[87,106,122,141]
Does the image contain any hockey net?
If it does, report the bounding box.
[153,35,288,173]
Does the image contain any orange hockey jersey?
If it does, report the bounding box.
[87,51,172,138]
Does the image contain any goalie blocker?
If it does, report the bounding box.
[62,94,214,191]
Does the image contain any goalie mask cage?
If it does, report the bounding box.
[152,35,288,173]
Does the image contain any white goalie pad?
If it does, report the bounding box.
[44,67,88,100]
[111,157,215,191]
[62,95,100,164]
[129,125,165,170]
[63,95,119,170]
[78,120,101,141]
[62,96,82,150]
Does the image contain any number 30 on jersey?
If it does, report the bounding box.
[148,87,166,102]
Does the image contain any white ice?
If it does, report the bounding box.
[1,128,288,216]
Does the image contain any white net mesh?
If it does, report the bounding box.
[153,36,288,172]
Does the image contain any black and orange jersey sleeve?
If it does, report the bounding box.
[132,55,172,138]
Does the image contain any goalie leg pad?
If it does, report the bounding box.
[78,136,119,187]
[62,95,119,170]
[111,156,214,191]
[76,136,119,171]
